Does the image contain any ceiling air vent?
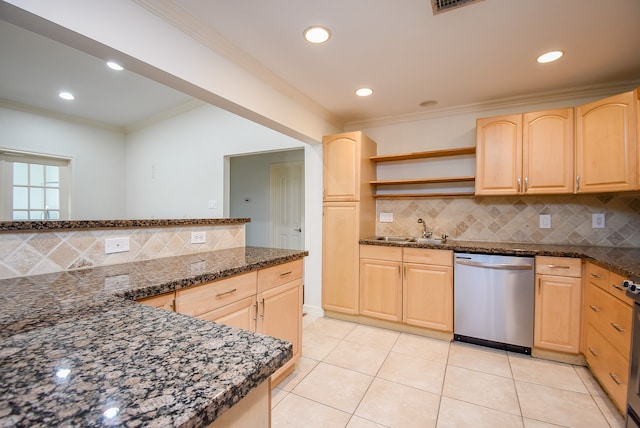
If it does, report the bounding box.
[431,0,483,15]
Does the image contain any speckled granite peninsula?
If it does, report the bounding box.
[0,218,250,232]
[0,246,307,427]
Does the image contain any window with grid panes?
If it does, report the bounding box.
[1,151,70,220]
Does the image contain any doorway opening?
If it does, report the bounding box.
[229,149,304,249]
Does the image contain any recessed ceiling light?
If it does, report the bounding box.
[106,61,124,71]
[536,50,564,64]
[304,26,331,44]
[355,88,373,97]
[58,91,75,100]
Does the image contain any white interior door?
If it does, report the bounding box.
[270,161,304,250]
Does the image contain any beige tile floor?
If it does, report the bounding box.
[271,315,626,428]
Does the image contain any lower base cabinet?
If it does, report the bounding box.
[171,260,303,388]
[207,379,270,428]
[359,245,453,333]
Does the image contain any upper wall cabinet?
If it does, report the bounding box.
[323,131,377,202]
[475,108,574,195]
[576,89,638,193]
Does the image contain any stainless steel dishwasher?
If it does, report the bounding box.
[454,252,535,354]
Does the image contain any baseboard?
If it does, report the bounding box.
[302,304,324,318]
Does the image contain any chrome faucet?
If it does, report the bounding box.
[417,218,432,238]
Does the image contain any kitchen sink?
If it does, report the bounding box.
[373,236,414,242]
[414,238,444,245]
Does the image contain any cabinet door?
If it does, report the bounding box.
[322,202,360,314]
[403,263,453,332]
[359,258,402,322]
[323,134,360,201]
[576,90,637,193]
[534,274,581,354]
[257,279,303,361]
[523,108,574,194]
[475,114,523,195]
[199,296,257,331]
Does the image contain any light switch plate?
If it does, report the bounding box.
[379,212,394,223]
[592,213,605,228]
[191,231,206,244]
[539,214,551,229]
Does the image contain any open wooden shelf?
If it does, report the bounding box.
[371,176,475,186]
[373,192,475,199]
[370,147,475,163]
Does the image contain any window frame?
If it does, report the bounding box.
[0,149,72,220]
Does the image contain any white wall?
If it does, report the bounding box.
[0,106,126,219]
[230,149,304,247]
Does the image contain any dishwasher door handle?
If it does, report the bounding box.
[455,260,533,270]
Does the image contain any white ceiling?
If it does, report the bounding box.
[156,0,640,126]
[2,0,640,130]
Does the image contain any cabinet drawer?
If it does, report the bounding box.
[610,271,635,306]
[585,324,629,412]
[585,282,632,357]
[403,248,452,266]
[359,245,402,262]
[258,260,303,293]
[176,272,257,317]
[587,262,610,288]
[535,256,581,277]
[137,292,175,311]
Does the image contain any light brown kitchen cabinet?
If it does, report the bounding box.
[359,245,403,322]
[322,131,377,316]
[403,248,453,332]
[576,89,637,193]
[323,202,361,314]
[583,262,633,412]
[136,292,176,311]
[256,260,304,385]
[475,109,574,195]
[323,131,377,202]
[533,256,582,354]
[173,259,304,388]
[358,245,453,333]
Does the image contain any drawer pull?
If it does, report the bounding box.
[611,323,625,333]
[609,373,623,385]
[547,265,570,269]
[279,271,293,277]
[612,284,626,292]
[589,305,601,313]
[588,347,599,357]
[591,272,602,279]
[216,288,237,298]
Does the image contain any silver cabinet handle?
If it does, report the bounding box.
[611,323,625,333]
[279,271,293,277]
[589,305,601,312]
[517,177,521,193]
[216,288,237,298]
[547,265,570,269]
[591,272,602,279]
[576,176,580,191]
[609,373,623,385]
[524,177,528,192]
[588,347,598,357]
[612,283,626,292]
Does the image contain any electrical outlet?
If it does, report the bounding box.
[105,237,129,254]
[592,213,605,229]
[379,212,394,223]
[191,231,206,244]
[539,214,551,229]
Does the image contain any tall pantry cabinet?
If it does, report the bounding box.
[322,131,377,314]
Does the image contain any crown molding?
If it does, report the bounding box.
[344,80,640,130]
[0,98,125,134]
[132,0,344,131]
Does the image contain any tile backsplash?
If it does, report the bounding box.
[0,225,245,279]
[376,194,640,248]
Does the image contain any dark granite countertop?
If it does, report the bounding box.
[0,218,250,232]
[0,246,308,427]
[360,238,640,281]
